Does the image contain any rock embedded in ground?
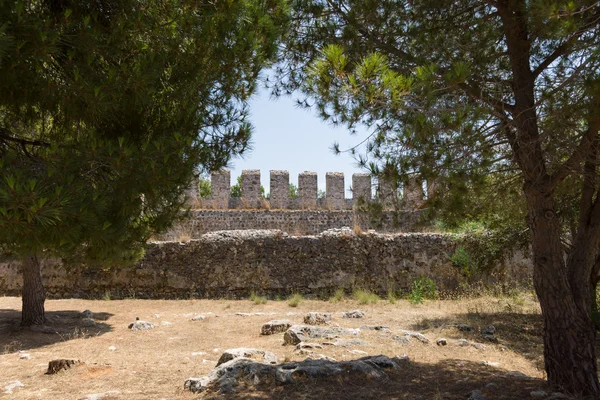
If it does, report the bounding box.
[348,349,368,356]
[323,338,369,347]
[160,321,172,326]
[82,391,121,400]
[482,334,498,343]
[128,320,156,332]
[19,352,31,360]
[360,325,390,331]
[46,359,82,375]
[457,339,470,347]
[481,360,499,367]
[283,325,360,345]
[260,319,292,335]
[471,343,487,351]
[397,330,430,344]
[482,325,496,335]
[341,310,365,319]
[3,380,24,394]
[191,314,206,321]
[391,335,411,344]
[295,342,323,351]
[184,355,407,394]
[216,348,278,367]
[436,338,447,346]
[456,324,475,332]
[303,312,332,325]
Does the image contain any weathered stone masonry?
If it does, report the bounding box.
[0,230,532,299]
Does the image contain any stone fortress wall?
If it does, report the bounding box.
[166,169,429,239]
[0,229,532,299]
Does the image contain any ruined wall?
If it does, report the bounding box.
[0,230,532,299]
[158,209,423,240]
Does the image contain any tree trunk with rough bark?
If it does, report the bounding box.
[21,255,46,326]
[526,187,600,397]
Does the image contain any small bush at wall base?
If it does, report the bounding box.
[288,293,303,307]
[353,289,380,305]
[329,288,345,303]
[249,291,267,305]
[387,290,397,304]
[409,277,438,304]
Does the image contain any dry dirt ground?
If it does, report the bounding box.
[0,294,572,399]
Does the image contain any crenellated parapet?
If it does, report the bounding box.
[197,169,426,210]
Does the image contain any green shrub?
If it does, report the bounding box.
[329,288,345,303]
[249,291,267,305]
[353,289,380,305]
[288,293,303,307]
[387,290,397,304]
[450,246,475,277]
[409,277,438,304]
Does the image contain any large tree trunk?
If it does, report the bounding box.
[526,189,600,397]
[21,255,46,326]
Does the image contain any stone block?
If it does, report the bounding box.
[298,172,317,209]
[326,172,345,210]
[270,170,289,209]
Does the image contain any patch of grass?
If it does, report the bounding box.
[329,288,346,303]
[249,291,267,305]
[288,293,303,307]
[103,290,111,301]
[387,290,397,304]
[353,289,380,305]
[409,277,438,304]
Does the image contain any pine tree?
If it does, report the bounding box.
[275,0,600,395]
[0,0,287,325]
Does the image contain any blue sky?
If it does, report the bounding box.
[227,87,369,195]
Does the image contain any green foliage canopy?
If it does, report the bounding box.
[0,0,288,264]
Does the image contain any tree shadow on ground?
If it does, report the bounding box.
[205,359,556,400]
[0,309,113,353]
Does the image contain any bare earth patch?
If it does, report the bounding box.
[0,294,564,399]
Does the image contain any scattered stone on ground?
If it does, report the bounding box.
[482,325,496,335]
[348,350,368,356]
[468,389,487,400]
[46,359,82,375]
[306,354,336,361]
[397,330,430,344]
[184,355,407,394]
[108,346,117,351]
[216,348,278,367]
[482,334,499,342]
[360,325,390,331]
[81,310,93,319]
[341,310,365,319]
[3,380,24,394]
[456,324,475,332]
[303,312,332,325]
[191,352,207,357]
[128,320,156,331]
[471,343,487,351]
[322,338,369,347]
[160,321,172,326]
[481,360,499,367]
[81,318,97,327]
[436,338,447,346]
[391,335,411,344]
[191,314,206,321]
[505,371,533,380]
[283,325,360,345]
[295,342,323,351]
[18,352,31,360]
[260,319,292,335]
[457,339,470,347]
